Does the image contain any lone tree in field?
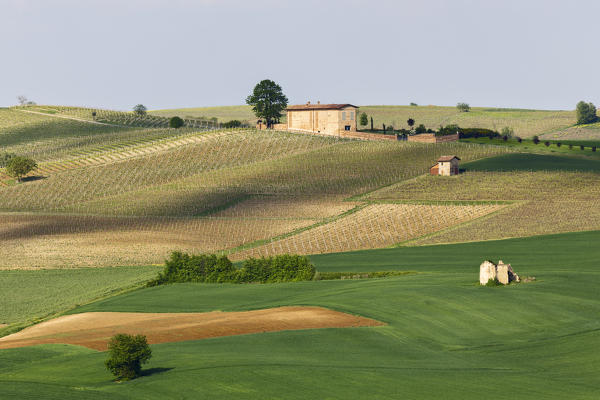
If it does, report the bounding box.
[133,104,147,116]
[6,156,37,182]
[457,103,470,112]
[359,112,369,127]
[246,79,288,128]
[576,101,598,125]
[407,118,415,130]
[105,334,152,381]
[169,116,184,129]
[16,95,28,106]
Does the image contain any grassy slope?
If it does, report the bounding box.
[149,105,580,138]
[2,231,598,399]
[0,266,161,329]
[463,152,600,172]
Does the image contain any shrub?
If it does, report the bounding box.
[222,120,242,128]
[576,101,598,125]
[544,141,550,147]
[580,145,585,150]
[533,136,540,144]
[105,334,152,381]
[569,144,573,150]
[414,124,427,134]
[502,135,508,141]
[500,127,514,138]
[593,146,597,152]
[406,118,415,129]
[485,278,502,287]
[456,102,470,112]
[556,142,562,148]
[516,137,522,143]
[0,152,16,168]
[437,124,460,137]
[169,116,184,129]
[410,102,418,106]
[459,128,499,139]
[6,156,37,182]
[148,252,315,285]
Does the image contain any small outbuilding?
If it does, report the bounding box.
[430,156,460,176]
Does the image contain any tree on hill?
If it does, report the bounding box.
[457,103,471,112]
[105,333,152,381]
[6,156,37,182]
[246,80,288,127]
[359,112,369,127]
[133,104,147,116]
[169,116,184,128]
[576,101,598,125]
[16,95,28,106]
[407,118,415,130]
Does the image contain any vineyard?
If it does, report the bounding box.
[0,112,513,268]
[369,167,600,245]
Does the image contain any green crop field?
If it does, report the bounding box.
[1,231,599,399]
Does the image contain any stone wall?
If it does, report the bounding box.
[407,134,459,143]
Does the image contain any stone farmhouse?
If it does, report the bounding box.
[285,102,359,136]
[430,156,460,176]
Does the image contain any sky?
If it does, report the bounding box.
[2,0,599,111]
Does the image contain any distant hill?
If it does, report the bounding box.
[151,104,587,138]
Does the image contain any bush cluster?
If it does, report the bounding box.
[458,128,500,139]
[222,120,242,128]
[148,252,315,286]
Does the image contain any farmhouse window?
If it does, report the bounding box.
[350,112,354,120]
[345,125,351,131]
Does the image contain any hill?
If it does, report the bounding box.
[2,230,599,399]
[150,104,585,139]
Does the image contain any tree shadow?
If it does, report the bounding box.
[141,367,174,377]
[20,175,47,182]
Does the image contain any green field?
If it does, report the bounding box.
[0,266,161,330]
[1,231,599,399]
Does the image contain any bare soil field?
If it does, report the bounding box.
[0,307,384,351]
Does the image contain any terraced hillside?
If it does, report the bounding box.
[0,108,511,267]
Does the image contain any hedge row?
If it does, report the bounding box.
[147,252,316,286]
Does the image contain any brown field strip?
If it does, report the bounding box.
[0,307,384,351]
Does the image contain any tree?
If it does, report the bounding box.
[410,102,418,106]
[16,96,28,106]
[415,124,427,134]
[457,103,470,112]
[501,127,514,138]
[359,112,369,126]
[6,156,37,182]
[407,118,415,130]
[169,116,184,128]
[245,79,288,127]
[133,104,147,116]
[370,116,374,131]
[223,120,242,128]
[576,101,598,125]
[105,334,152,380]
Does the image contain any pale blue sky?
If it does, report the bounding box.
[2,0,599,110]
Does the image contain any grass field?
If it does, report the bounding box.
[1,230,598,399]
[0,266,160,329]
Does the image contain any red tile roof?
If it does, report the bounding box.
[286,103,359,111]
[437,156,460,162]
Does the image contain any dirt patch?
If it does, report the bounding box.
[0,307,384,351]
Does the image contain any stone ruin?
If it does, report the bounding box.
[479,260,520,285]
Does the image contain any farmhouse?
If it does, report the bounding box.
[430,156,460,176]
[286,102,359,136]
